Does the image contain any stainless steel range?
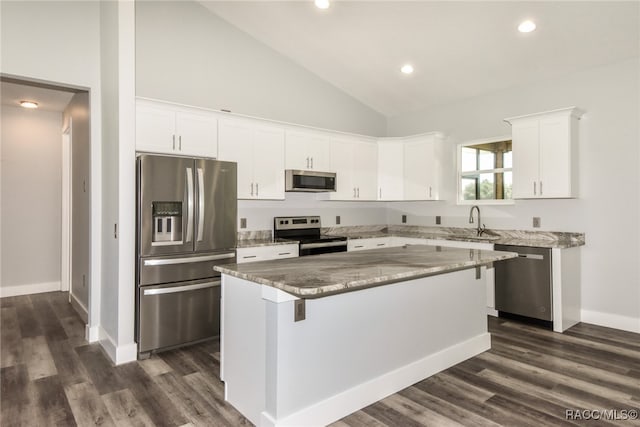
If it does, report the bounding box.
[274,216,347,256]
[136,154,237,359]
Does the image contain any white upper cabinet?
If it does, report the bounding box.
[136,99,218,158]
[218,118,285,200]
[377,133,443,201]
[285,130,331,171]
[505,107,582,199]
[329,137,377,200]
[403,134,442,201]
[377,141,404,201]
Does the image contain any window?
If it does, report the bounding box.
[458,138,513,203]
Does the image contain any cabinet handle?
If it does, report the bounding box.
[533,181,537,195]
[353,188,357,198]
[379,188,382,199]
[539,181,543,196]
[376,243,386,246]
[306,157,310,168]
[355,245,364,248]
[251,183,254,196]
[429,186,432,198]
[357,188,360,198]
[256,183,259,197]
[172,135,176,150]
[179,135,182,151]
[310,157,314,169]
[243,255,257,259]
[278,252,291,256]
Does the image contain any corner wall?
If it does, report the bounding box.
[386,58,640,332]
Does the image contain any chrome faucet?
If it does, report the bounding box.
[468,205,486,236]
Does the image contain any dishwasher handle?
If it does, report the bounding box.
[517,253,544,260]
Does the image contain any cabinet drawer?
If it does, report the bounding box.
[347,237,391,251]
[237,244,299,263]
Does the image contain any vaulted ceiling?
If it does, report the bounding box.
[200,1,640,117]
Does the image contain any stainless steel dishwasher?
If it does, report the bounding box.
[494,244,553,324]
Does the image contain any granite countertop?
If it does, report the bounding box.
[236,238,298,248]
[215,245,517,298]
[323,225,585,249]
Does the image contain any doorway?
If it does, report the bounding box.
[0,76,90,324]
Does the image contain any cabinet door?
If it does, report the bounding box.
[354,142,378,200]
[511,120,540,199]
[253,126,285,200]
[377,142,404,200]
[175,110,218,158]
[285,131,312,170]
[307,134,331,171]
[136,101,176,154]
[329,141,355,200]
[218,119,254,199]
[539,116,572,198]
[403,140,430,200]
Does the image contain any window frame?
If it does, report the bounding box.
[456,135,515,206]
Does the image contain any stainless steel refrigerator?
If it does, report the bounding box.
[136,154,237,359]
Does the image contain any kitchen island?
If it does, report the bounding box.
[214,245,517,427]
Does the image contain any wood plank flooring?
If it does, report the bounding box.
[1,291,639,426]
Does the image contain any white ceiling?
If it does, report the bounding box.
[1,81,75,113]
[200,1,640,117]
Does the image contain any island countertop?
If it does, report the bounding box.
[215,245,517,298]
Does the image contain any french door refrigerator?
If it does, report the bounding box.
[136,154,237,359]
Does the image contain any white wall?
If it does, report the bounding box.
[135,0,385,137]
[99,0,137,364]
[386,58,640,332]
[1,106,62,296]
[1,0,103,335]
[239,193,387,232]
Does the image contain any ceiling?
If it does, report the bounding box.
[200,1,640,117]
[1,81,75,113]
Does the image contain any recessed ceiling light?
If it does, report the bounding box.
[315,0,330,9]
[20,101,38,109]
[400,64,414,75]
[518,20,536,33]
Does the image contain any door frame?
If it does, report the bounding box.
[61,123,72,293]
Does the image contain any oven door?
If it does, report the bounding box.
[299,240,348,256]
[138,278,220,355]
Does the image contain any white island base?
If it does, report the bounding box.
[221,267,490,427]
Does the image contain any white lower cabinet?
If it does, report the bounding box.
[347,237,392,251]
[236,244,299,264]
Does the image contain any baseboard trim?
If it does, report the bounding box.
[86,325,100,343]
[69,293,88,323]
[0,281,61,298]
[98,326,138,365]
[261,332,491,427]
[581,309,640,333]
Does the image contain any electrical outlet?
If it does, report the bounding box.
[435,216,441,225]
[240,218,247,229]
[402,215,407,224]
[533,217,541,228]
[336,215,341,225]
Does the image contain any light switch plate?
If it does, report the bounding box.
[402,215,407,223]
[294,300,306,322]
[240,218,247,229]
[533,217,541,228]
[336,215,341,225]
[435,216,441,225]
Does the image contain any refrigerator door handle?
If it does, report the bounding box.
[143,252,235,266]
[143,280,220,296]
[186,167,194,242]
[197,167,205,242]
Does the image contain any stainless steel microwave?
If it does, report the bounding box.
[285,170,337,192]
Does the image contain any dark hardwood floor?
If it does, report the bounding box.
[1,291,639,426]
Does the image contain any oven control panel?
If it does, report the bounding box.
[274,216,321,230]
